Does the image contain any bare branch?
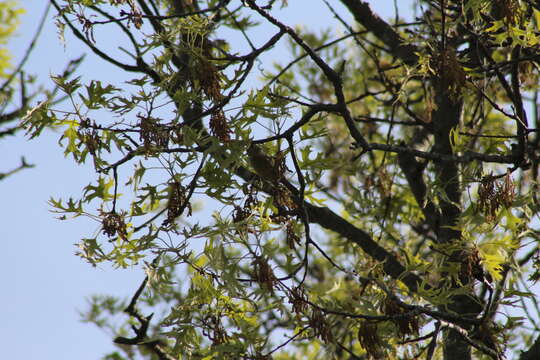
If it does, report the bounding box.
[340,0,419,65]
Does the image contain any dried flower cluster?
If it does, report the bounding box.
[497,0,521,26]
[308,309,333,344]
[529,252,540,282]
[252,256,276,294]
[358,321,383,358]
[233,184,259,227]
[272,184,296,212]
[164,181,192,227]
[101,211,127,241]
[79,119,101,156]
[285,221,301,250]
[477,172,515,221]
[198,42,231,142]
[209,110,231,142]
[437,45,466,99]
[199,58,222,102]
[139,115,169,149]
[381,297,419,338]
[460,246,492,284]
[288,285,308,315]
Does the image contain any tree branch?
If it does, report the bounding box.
[0,157,34,181]
[304,201,424,293]
[520,333,540,360]
[0,3,50,93]
[114,257,175,360]
[397,146,440,233]
[369,142,516,164]
[246,0,369,151]
[340,0,419,65]
[50,0,154,76]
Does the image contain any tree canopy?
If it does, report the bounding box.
[1,2,83,180]
[1,1,31,178]
[20,1,540,359]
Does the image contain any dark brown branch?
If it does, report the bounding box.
[304,202,424,293]
[114,257,175,360]
[0,3,50,93]
[267,31,368,86]
[50,0,154,77]
[399,329,437,345]
[233,158,424,294]
[426,322,441,360]
[0,108,25,125]
[265,326,309,357]
[397,146,440,233]
[369,142,516,163]
[88,1,228,26]
[0,125,20,137]
[89,5,142,57]
[340,0,419,65]
[0,157,34,181]
[440,321,502,360]
[99,145,200,174]
[229,29,286,61]
[253,104,339,144]
[355,115,422,126]
[519,330,540,360]
[246,0,369,151]
[511,46,529,166]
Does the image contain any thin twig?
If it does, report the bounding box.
[0,3,51,92]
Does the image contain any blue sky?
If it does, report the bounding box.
[1,2,408,359]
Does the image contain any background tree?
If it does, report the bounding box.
[23,0,540,359]
[1,2,82,180]
[0,1,33,179]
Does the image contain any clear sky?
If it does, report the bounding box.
[1,2,408,359]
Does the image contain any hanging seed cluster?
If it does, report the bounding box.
[285,221,301,250]
[497,0,521,26]
[288,285,308,315]
[139,115,169,150]
[101,211,128,241]
[308,309,333,344]
[358,321,384,358]
[437,45,466,99]
[79,119,101,156]
[209,110,231,142]
[252,256,276,294]
[529,253,540,282]
[232,184,259,227]
[459,246,492,284]
[198,58,222,102]
[477,172,515,222]
[198,40,231,142]
[381,297,420,338]
[164,181,192,227]
[272,184,296,212]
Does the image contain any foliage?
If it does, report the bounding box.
[21,1,540,359]
[0,0,30,179]
[0,2,82,180]
[0,1,24,78]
